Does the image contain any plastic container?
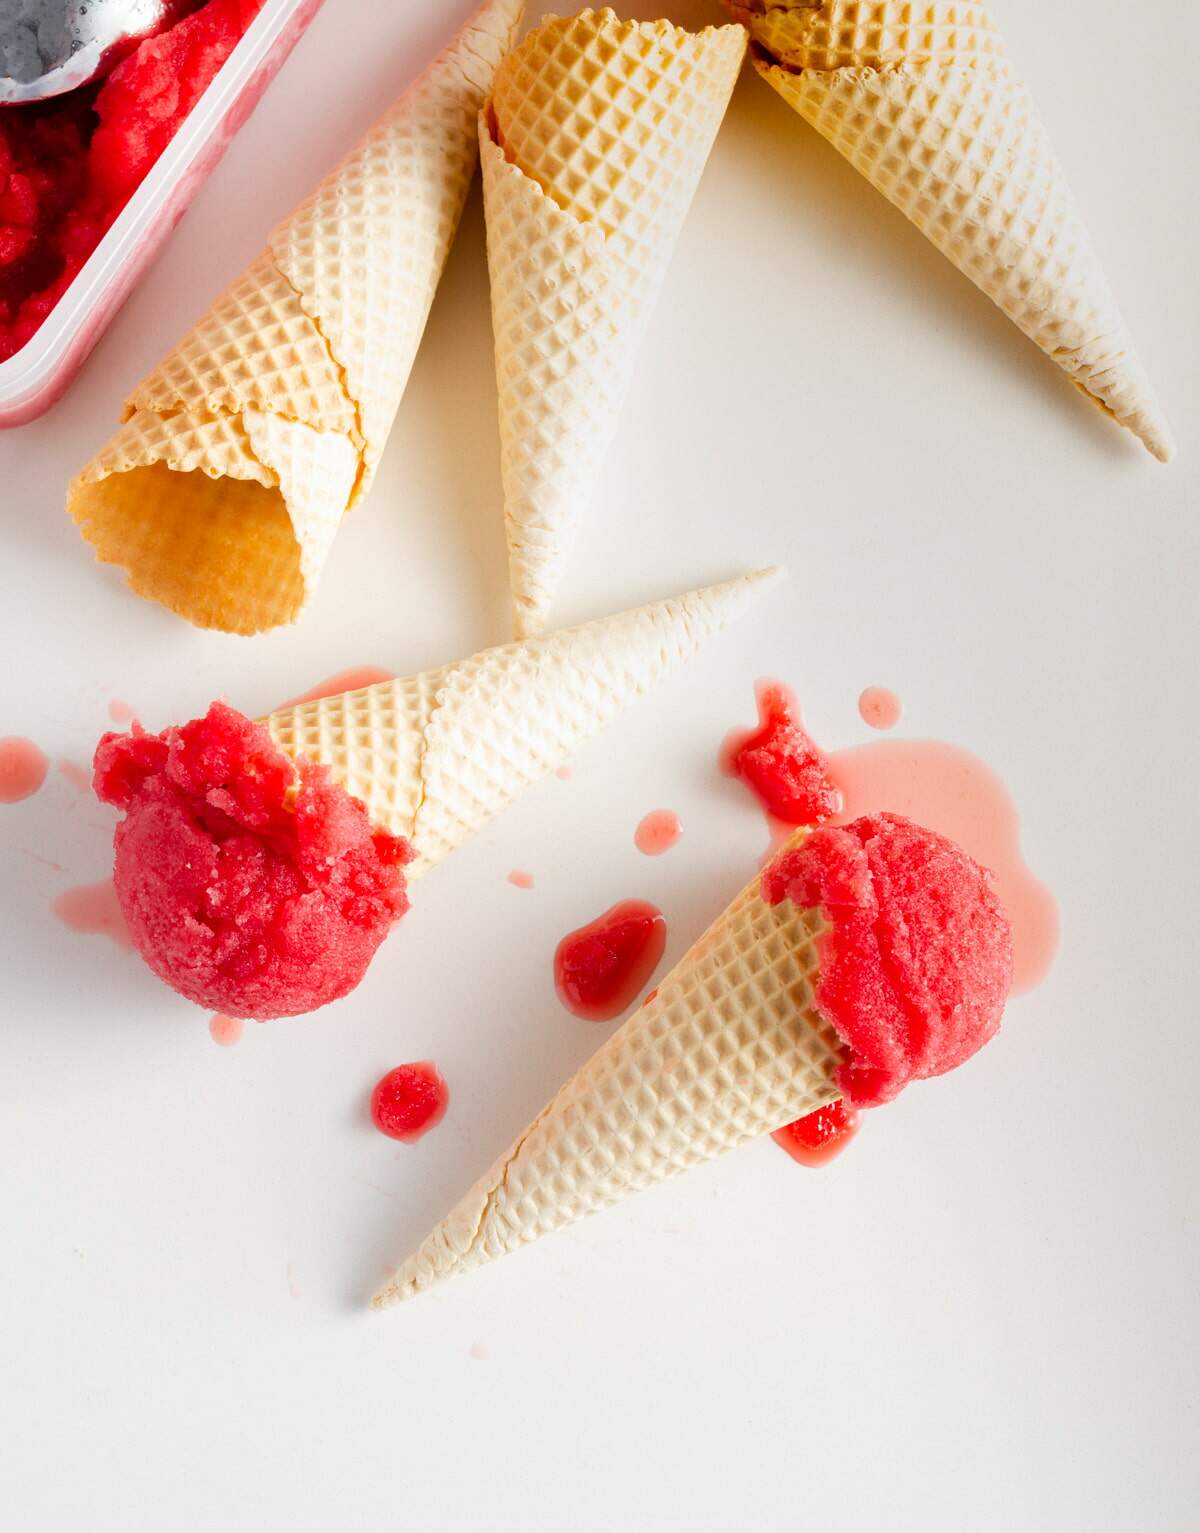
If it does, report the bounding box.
[0,0,325,428]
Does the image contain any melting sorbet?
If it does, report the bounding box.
[723,681,841,825]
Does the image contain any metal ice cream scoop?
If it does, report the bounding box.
[0,0,195,104]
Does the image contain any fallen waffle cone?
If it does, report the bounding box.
[482,9,747,638]
[374,832,844,1306]
[727,0,1172,460]
[67,0,524,635]
[264,568,781,876]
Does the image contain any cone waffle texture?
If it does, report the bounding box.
[728,0,1172,460]
[264,568,779,877]
[482,9,746,639]
[375,832,844,1305]
[66,0,524,635]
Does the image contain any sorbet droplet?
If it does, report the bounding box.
[208,1013,243,1047]
[634,809,681,856]
[0,738,48,803]
[857,687,901,730]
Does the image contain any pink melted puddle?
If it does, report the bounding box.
[468,1342,490,1361]
[556,766,573,781]
[277,666,394,710]
[0,737,48,802]
[858,687,901,731]
[58,760,91,792]
[826,739,1058,995]
[107,700,138,725]
[208,1014,243,1047]
[634,809,682,857]
[507,869,535,890]
[52,880,132,951]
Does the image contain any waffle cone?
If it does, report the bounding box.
[374,835,844,1306]
[67,0,524,635]
[730,0,1172,460]
[482,10,746,638]
[264,568,780,877]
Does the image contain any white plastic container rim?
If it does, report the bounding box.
[0,0,315,420]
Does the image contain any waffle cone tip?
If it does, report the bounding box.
[740,2,1172,462]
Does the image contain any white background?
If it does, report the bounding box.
[2,2,1197,1528]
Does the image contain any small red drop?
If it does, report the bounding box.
[370,1062,449,1143]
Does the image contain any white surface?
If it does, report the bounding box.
[1,2,1197,1528]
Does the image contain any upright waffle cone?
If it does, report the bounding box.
[375,835,844,1305]
[265,568,780,876]
[728,0,1172,460]
[482,10,746,639]
[67,0,524,635]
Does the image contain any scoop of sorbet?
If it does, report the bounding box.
[763,813,1013,1107]
[93,702,412,1019]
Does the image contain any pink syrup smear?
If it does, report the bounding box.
[508,869,535,889]
[468,1343,490,1361]
[556,766,573,781]
[634,809,682,856]
[52,880,133,950]
[107,700,138,725]
[858,687,902,731]
[0,737,48,802]
[208,1013,243,1047]
[554,899,667,1022]
[826,741,1057,996]
[58,760,92,792]
[277,666,394,710]
[24,851,67,873]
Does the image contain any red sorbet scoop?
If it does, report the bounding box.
[93,702,411,1019]
[763,813,1013,1107]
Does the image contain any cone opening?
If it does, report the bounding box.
[69,462,306,635]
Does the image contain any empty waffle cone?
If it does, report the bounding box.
[374,833,844,1305]
[728,0,1172,460]
[265,567,781,876]
[482,9,746,639]
[67,0,524,635]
